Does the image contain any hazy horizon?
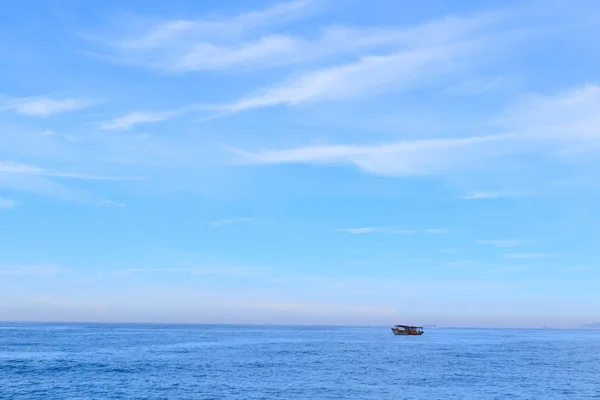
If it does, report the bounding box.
[2,319,599,330]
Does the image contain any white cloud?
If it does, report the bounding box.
[338,227,446,235]
[0,197,18,209]
[0,264,67,276]
[98,7,505,127]
[95,1,499,73]
[445,76,508,95]
[1,96,91,117]
[391,229,418,234]
[212,42,472,114]
[93,1,318,72]
[168,12,495,73]
[483,266,529,274]
[209,217,258,227]
[101,45,456,128]
[49,172,143,181]
[338,227,381,234]
[101,110,180,130]
[229,134,511,177]
[446,261,475,267]
[0,160,140,204]
[462,191,506,200]
[0,160,141,181]
[505,253,553,259]
[116,1,314,50]
[222,84,600,179]
[0,161,44,174]
[423,228,448,234]
[479,239,529,247]
[505,84,600,143]
[113,266,258,278]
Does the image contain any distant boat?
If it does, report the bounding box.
[391,324,423,335]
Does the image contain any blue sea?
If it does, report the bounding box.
[1,323,599,399]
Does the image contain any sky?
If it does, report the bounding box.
[1,0,600,328]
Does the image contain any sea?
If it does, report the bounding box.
[1,323,599,399]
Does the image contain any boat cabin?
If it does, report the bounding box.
[391,324,424,335]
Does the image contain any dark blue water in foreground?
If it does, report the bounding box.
[1,324,599,399]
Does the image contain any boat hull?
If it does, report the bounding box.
[391,328,423,336]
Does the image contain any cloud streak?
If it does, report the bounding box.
[113,266,258,277]
[338,227,447,234]
[210,42,472,115]
[0,161,142,181]
[209,217,258,227]
[504,253,553,259]
[94,1,498,73]
[0,197,18,210]
[0,96,92,117]
[0,264,67,276]
[479,239,529,247]
[229,134,511,177]
[0,161,141,204]
[98,7,506,128]
[505,84,600,144]
[225,84,600,178]
[91,1,318,72]
[338,227,381,234]
[462,191,507,200]
[100,110,181,130]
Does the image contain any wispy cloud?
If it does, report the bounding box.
[92,2,500,74]
[98,7,508,128]
[462,191,507,200]
[116,1,314,49]
[504,253,553,259]
[423,228,448,234]
[0,161,140,204]
[483,265,529,274]
[479,239,529,247]
[229,134,511,177]
[504,84,600,145]
[90,1,318,72]
[0,161,141,181]
[446,260,476,267]
[209,41,476,115]
[0,197,18,210]
[113,266,257,277]
[209,217,258,227]
[337,227,381,234]
[223,84,600,179]
[0,264,67,276]
[0,96,92,117]
[50,172,143,181]
[445,76,508,95]
[338,227,447,234]
[100,110,181,130]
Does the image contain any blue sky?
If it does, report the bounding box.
[1,0,600,327]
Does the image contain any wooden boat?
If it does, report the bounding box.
[391,324,423,335]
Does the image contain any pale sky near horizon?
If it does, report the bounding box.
[1,0,600,328]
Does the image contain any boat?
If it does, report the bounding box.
[391,324,423,335]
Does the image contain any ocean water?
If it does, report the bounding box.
[1,324,599,399]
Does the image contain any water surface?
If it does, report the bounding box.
[1,323,599,399]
